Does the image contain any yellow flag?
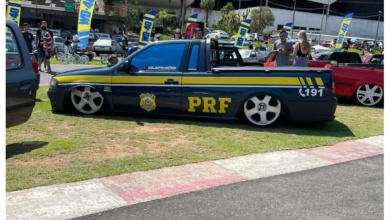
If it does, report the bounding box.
[138,10,157,48]
[6,0,22,26]
[334,13,353,52]
[234,19,252,48]
[77,0,96,49]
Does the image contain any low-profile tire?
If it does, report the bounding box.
[70,86,104,114]
[355,84,383,106]
[243,94,282,127]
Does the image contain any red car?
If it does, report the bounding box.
[325,63,384,106]
[318,41,331,47]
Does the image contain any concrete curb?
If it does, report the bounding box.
[6,135,384,220]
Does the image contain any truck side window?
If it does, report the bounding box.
[131,43,186,72]
[6,26,22,69]
[187,44,199,71]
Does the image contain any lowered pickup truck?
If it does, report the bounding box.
[47,39,337,127]
[264,51,362,67]
[325,63,383,106]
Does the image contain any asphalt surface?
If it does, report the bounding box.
[74,155,383,220]
[6,135,384,220]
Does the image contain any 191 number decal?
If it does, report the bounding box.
[299,88,323,97]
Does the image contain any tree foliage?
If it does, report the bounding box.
[157,10,177,35]
[200,0,215,27]
[214,2,239,36]
[249,7,275,34]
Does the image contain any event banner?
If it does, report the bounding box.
[234,19,252,48]
[186,14,198,29]
[138,10,157,48]
[334,13,353,52]
[77,0,96,49]
[283,22,292,38]
[6,0,22,26]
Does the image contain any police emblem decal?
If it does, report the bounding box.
[140,93,156,112]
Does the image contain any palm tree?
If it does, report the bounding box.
[225,11,239,36]
[200,0,215,28]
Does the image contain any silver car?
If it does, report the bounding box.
[53,36,65,54]
[93,39,123,56]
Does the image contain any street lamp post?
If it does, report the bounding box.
[291,0,296,38]
[318,5,326,43]
[258,0,263,43]
[374,10,382,49]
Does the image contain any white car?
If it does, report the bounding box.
[93,39,123,56]
[206,30,229,39]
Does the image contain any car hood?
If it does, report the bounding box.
[55,66,112,78]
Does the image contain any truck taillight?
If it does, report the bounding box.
[329,74,335,95]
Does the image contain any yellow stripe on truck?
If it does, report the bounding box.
[56,75,305,86]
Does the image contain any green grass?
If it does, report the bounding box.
[6,85,383,191]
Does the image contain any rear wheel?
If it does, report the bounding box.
[355,84,383,106]
[71,86,104,114]
[243,95,282,127]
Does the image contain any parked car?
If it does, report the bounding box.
[53,36,65,54]
[361,54,384,64]
[92,39,123,56]
[318,41,331,47]
[205,30,229,39]
[6,20,38,128]
[127,33,140,45]
[325,63,384,106]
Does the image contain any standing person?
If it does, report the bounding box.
[272,29,293,66]
[173,28,182,39]
[63,32,72,54]
[121,34,128,57]
[292,30,311,67]
[35,21,53,72]
[41,26,52,73]
[194,28,203,39]
[71,31,79,54]
[21,23,34,53]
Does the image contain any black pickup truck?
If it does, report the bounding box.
[48,39,337,127]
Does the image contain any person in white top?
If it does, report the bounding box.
[71,31,79,54]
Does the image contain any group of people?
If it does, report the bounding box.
[170,27,204,40]
[21,20,81,73]
[272,29,311,67]
[21,20,53,73]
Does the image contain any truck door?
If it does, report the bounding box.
[111,43,186,115]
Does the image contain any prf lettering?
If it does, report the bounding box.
[188,97,231,113]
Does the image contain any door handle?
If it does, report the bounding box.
[20,80,32,90]
[164,79,179,84]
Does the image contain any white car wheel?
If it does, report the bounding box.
[71,86,104,114]
[244,95,282,127]
[355,84,383,106]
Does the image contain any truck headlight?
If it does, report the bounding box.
[49,78,58,89]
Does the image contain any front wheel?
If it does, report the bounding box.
[243,95,282,127]
[355,84,383,106]
[71,86,104,114]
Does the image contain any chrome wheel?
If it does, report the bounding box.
[355,84,383,106]
[71,86,104,114]
[244,95,282,127]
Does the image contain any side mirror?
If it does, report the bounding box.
[118,60,130,72]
